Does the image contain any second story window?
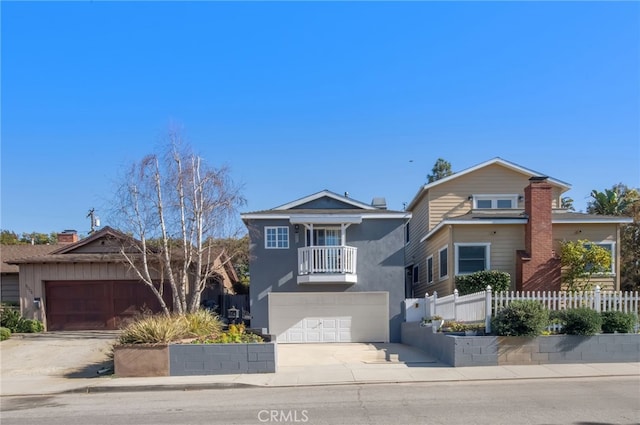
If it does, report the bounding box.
[265,226,289,249]
[472,195,519,209]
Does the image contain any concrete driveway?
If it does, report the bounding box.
[277,343,438,367]
[0,331,118,395]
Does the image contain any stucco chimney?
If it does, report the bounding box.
[57,230,79,244]
[516,177,561,291]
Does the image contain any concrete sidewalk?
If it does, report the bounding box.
[1,334,639,397]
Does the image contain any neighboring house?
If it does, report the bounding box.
[241,190,411,343]
[405,158,632,298]
[9,227,238,331]
[1,244,61,304]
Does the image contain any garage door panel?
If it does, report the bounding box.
[46,281,169,331]
[269,292,388,343]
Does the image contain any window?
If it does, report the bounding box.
[438,247,448,280]
[472,195,518,209]
[455,243,490,275]
[306,227,341,246]
[265,226,289,249]
[426,255,434,284]
[412,264,419,285]
[405,222,410,244]
[585,242,615,274]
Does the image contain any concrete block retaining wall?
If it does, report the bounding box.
[401,322,640,367]
[114,342,277,377]
[169,342,277,375]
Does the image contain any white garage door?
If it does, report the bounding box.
[268,292,389,343]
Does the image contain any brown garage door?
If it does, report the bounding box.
[45,280,169,331]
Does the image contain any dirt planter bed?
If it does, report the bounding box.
[114,342,277,377]
[401,322,640,367]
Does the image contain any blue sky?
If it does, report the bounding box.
[2,1,639,236]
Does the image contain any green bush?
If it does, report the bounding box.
[601,311,637,334]
[455,270,511,296]
[119,310,224,344]
[193,323,263,344]
[0,309,44,333]
[560,308,602,335]
[0,327,11,341]
[492,300,549,337]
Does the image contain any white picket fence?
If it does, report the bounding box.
[403,286,640,334]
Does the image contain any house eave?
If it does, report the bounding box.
[419,219,528,243]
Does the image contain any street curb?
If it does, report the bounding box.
[3,373,637,397]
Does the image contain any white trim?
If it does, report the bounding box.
[290,215,362,224]
[454,243,491,275]
[297,274,358,284]
[420,219,526,243]
[275,190,376,210]
[264,226,289,249]
[426,255,434,285]
[242,212,411,220]
[552,218,633,224]
[406,157,571,211]
[438,246,449,281]
[472,194,519,209]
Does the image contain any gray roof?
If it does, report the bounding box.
[446,210,632,223]
[243,208,406,216]
[1,244,63,273]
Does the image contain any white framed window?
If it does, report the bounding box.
[455,243,491,275]
[405,221,410,245]
[265,226,289,249]
[305,227,341,247]
[472,194,519,209]
[438,246,448,280]
[412,264,420,285]
[585,241,615,274]
[426,255,434,284]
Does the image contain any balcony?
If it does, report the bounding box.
[297,246,358,284]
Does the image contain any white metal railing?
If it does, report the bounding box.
[404,286,640,334]
[298,246,357,275]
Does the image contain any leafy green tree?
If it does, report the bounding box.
[560,239,612,291]
[587,184,640,291]
[427,158,453,183]
[19,232,57,245]
[561,196,575,211]
[0,230,20,245]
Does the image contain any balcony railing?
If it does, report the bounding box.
[298,246,357,275]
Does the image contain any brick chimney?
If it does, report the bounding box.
[57,230,79,244]
[516,177,561,291]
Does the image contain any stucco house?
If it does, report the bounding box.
[405,158,632,298]
[9,227,239,331]
[241,190,411,343]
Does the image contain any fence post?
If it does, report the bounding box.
[432,291,438,318]
[424,292,429,319]
[594,286,601,313]
[453,289,459,321]
[485,285,492,334]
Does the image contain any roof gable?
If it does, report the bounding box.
[407,157,572,210]
[50,226,137,254]
[274,190,376,211]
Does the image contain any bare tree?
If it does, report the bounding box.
[112,130,245,314]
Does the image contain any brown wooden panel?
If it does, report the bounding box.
[45,280,171,331]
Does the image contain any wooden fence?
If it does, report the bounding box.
[404,286,640,334]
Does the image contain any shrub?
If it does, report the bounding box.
[0,309,44,333]
[492,300,549,337]
[0,327,11,341]
[183,310,223,338]
[601,311,637,334]
[119,310,224,344]
[455,270,511,296]
[119,314,188,344]
[561,308,602,335]
[194,323,263,344]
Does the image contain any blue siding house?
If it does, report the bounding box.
[241,190,411,343]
